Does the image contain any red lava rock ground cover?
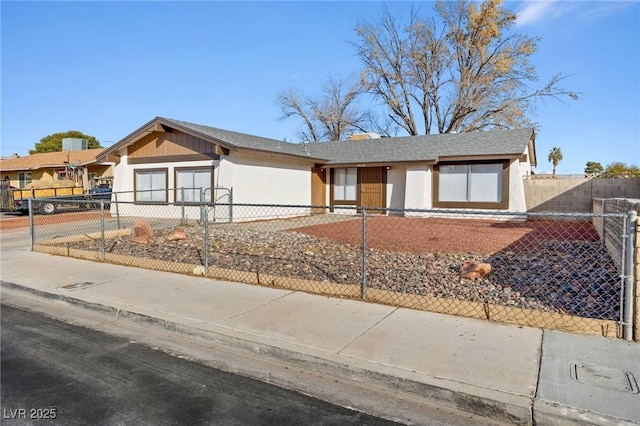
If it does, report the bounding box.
[293,216,600,255]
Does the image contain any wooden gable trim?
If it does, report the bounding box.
[98,117,234,164]
[154,122,173,133]
[127,129,222,161]
[527,134,537,167]
[128,153,220,165]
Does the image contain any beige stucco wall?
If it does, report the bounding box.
[386,166,406,212]
[110,149,314,221]
[404,165,430,209]
[508,158,527,212]
[1,170,53,188]
[524,177,640,212]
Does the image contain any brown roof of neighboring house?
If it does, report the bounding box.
[0,148,106,172]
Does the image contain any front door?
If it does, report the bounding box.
[311,167,326,214]
[359,167,386,214]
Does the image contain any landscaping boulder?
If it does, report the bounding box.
[131,220,154,244]
[167,227,188,241]
[460,261,492,281]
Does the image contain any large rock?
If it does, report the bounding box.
[167,227,188,241]
[131,220,154,244]
[460,261,492,281]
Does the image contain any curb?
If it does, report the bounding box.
[1,280,534,425]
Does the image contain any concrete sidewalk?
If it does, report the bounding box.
[1,228,638,425]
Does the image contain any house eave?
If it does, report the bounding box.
[320,159,436,169]
[434,154,520,164]
[234,147,325,163]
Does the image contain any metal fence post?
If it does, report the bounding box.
[602,198,606,243]
[623,210,637,341]
[229,187,234,223]
[114,191,121,229]
[204,192,209,276]
[181,187,185,224]
[200,189,205,224]
[100,201,106,261]
[361,208,367,300]
[28,198,34,250]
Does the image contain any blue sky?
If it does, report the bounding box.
[2,1,639,174]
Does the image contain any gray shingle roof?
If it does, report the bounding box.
[306,128,535,164]
[163,117,533,165]
[102,117,533,166]
[161,118,325,161]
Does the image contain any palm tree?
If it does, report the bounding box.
[548,147,563,177]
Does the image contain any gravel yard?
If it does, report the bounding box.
[63,216,621,320]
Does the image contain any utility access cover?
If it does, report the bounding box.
[570,363,639,394]
[57,282,96,291]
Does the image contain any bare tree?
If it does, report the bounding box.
[277,77,369,142]
[354,0,578,135]
[277,87,321,142]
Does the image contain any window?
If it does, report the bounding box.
[18,172,32,188]
[438,165,469,202]
[333,168,357,201]
[175,168,213,203]
[135,169,167,203]
[434,162,508,209]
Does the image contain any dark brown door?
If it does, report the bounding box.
[359,167,386,214]
[311,167,326,214]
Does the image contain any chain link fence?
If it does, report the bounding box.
[593,198,640,269]
[29,193,637,339]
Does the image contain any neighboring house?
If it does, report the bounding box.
[0,149,112,190]
[97,117,536,219]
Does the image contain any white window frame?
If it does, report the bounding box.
[135,168,168,203]
[175,167,213,203]
[333,168,357,202]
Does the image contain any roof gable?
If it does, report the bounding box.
[98,117,325,163]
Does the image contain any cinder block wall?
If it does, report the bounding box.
[592,199,640,341]
[524,177,640,212]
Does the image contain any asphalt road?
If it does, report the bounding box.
[1,304,397,425]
